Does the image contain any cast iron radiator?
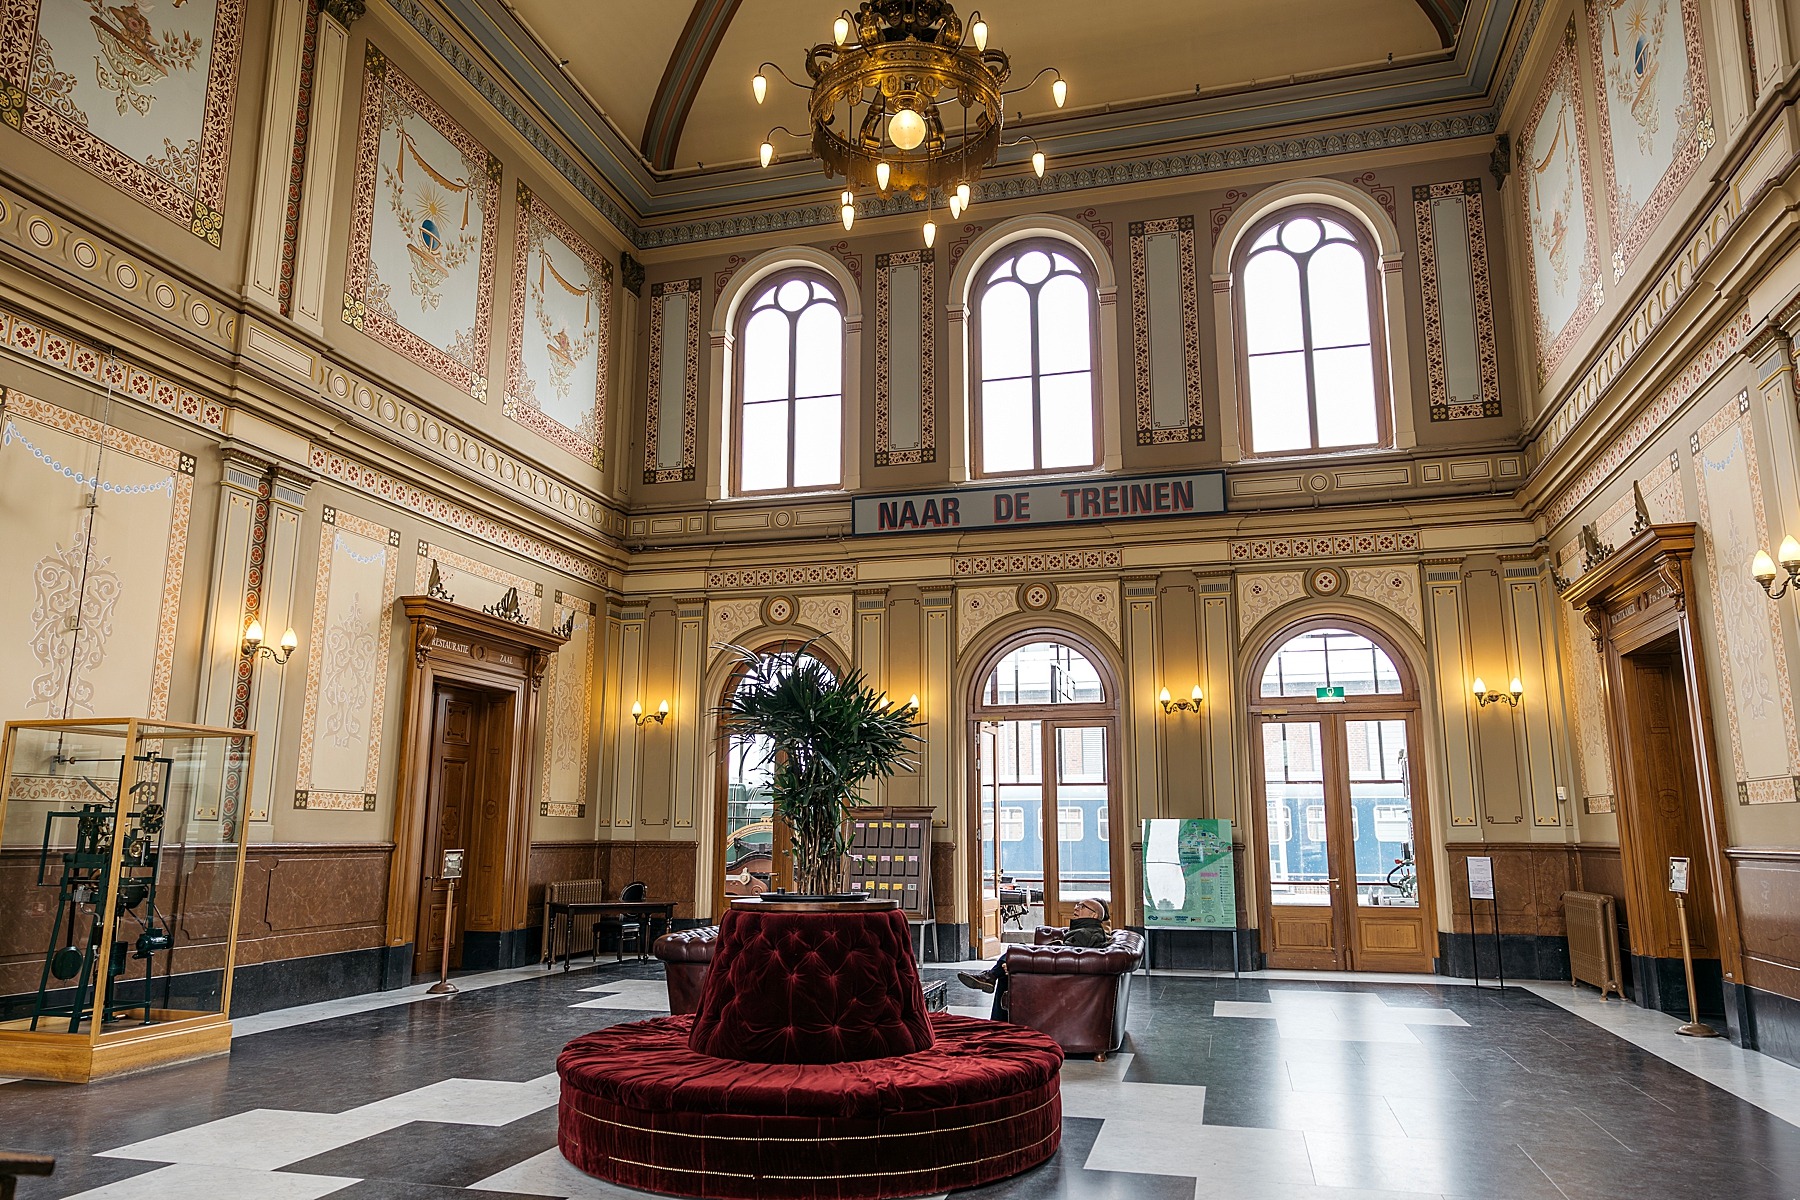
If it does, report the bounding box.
[1562,890,1623,1000]
[547,878,609,958]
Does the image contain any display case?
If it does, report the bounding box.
[0,719,253,1082]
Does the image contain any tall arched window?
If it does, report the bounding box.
[1237,208,1386,455]
[972,241,1098,476]
[734,271,843,493]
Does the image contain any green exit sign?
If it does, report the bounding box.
[1315,686,1346,703]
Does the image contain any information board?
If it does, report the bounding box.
[1466,855,1495,900]
[1142,818,1236,929]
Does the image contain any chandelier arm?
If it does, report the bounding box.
[999,66,1060,98]
[759,62,811,90]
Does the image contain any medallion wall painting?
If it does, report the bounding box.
[1521,23,1603,381]
[343,46,500,399]
[540,597,595,819]
[0,0,242,243]
[1693,392,1800,804]
[0,391,192,722]
[506,185,612,466]
[295,510,399,812]
[1586,0,1714,278]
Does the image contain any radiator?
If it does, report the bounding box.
[547,878,608,958]
[1563,890,1623,1000]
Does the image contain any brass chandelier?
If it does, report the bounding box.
[755,1,1066,246]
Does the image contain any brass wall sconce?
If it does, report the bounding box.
[1472,676,1523,709]
[1159,686,1203,714]
[242,619,298,666]
[631,700,670,726]
[1751,535,1800,598]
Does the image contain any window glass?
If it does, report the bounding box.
[1259,627,1404,698]
[1058,806,1084,841]
[735,272,843,492]
[1240,210,1381,455]
[984,641,1106,705]
[974,241,1098,476]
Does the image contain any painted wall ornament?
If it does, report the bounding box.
[0,0,243,243]
[506,183,611,466]
[1521,22,1603,381]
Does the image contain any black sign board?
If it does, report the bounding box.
[852,471,1225,536]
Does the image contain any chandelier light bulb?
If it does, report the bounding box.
[888,106,927,151]
[752,73,767,104]
[1052,77,1067,107]
[955,181,970,209]
[948,194,962,220]
[841,189,854,206]
[972,18,988,51]
[1508,677,1523,696]
[280,627,299,653]
[1754,548,1779,582]
[876,160,891,190]
[841,202,855,230]
[1032,149,1046,177]
[1471,677,1487,697]
[1781,535,1800,567]
[833,15,850,45]
[923,219,937,247]
[759,140,774,168]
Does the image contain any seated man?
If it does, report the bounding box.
[957,897,1110,1017]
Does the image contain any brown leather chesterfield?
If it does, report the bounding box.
[651,925,718,1015]
[1003,926,1145,1059]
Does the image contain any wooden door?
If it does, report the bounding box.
[1258,718,1343,968]
[974,722,1003,958]
[416,688,480,973]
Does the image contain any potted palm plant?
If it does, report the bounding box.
[716,643,922,897]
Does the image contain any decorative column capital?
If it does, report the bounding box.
[315,0,367,26]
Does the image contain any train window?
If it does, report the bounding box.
[1267,803,1293,842]
[1260,627,1403,698]
[1058,806,1084,841]
[1373,804,1411,842]
[1000,807,1025,842]
[1097,806,1109,842]
[1304,804,1326,843]
[984,640,1106,705]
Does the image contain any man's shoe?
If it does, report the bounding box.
[958,970,996,993]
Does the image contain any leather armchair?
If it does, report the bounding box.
[652,926,718,1015]
[1002,926,1145,1059]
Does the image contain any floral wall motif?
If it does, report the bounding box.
[1238,572,1307,638]
[1346,566,1423,634]
[1692,391,1800,804]
[874,249,935,466]
[0,389,191,721]
[1521,22,1603,381]
[415,541,540,625]
[644,277,700,483]
[796,594,854,664]
[1129,216,1204,444]
[957,586,1018,652]
[706,598,764,663]
[343,45,499,399]
[1586,0,1713,279]
[507,183,611,466]
[1560,597,1615,809]
[540,595,594,819]
[957,582,1119,652]
[296,508,399,812]
[0,0,243,243]
[1413,180,1500,421]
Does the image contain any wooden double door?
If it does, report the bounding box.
[1255,710,1435,972]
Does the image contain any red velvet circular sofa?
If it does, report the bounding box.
[557,901,1064,1199]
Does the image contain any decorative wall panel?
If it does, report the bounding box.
[1586,0,1714,279]
[540,595,594,819]
[507,183,611,466]
[1692,391,1800,804]
[295,509,399,811]
[1414,180,1500,421]
[414,541,540,625]
[1237,572,1307,638]
[1346,566,1423,634]
[645,277,700,483]
[0,309,226,431]
[1129,216,1203,443]
[0,390,192,721]
[953,549,1121,577]
[1560,595,1615,810]
[706,598,763,663]
[1521,22,1603,381]
[874,249,934,465]
[0,0,242,243]
[342,46,499,398]
[797,594,854,663]
[957,586,1017,652]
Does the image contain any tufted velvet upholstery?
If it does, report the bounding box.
[558,1013,1063,1199]
[686,907,935,1063]
[1004,926,1145,1057]
[652,926,718,1015]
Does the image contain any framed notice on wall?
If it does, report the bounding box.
[1142,819,1235,929]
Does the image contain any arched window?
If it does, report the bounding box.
[972,240,1098,476]
[734,271,843,493]
[1258,626,1405,698]
[1237,208,1386,455]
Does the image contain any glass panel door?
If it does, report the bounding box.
[1346,719,1417,909]
[1051,725,1110,925]
[1260,719,1342,968]
[994,719,1045,933]
[976,722,1003,957]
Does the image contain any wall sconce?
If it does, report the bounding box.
[1752,536,1800,598]
[1159,685,1203,714]
[1472,676,1523,709]
[632,700,669,726]
[242,619,298,666]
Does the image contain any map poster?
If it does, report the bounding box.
[1142,818,1236,929]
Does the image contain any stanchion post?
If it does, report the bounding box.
[428,877,459,996]
[1673,893,1718,1038]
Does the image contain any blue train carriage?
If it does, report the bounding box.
[992,795,1112,889]
[1263,789,1417,904]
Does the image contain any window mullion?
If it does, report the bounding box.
[785,310,799,489]
[1028,281,1043,470]
[1296,249,1320,451]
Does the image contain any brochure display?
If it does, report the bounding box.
[0,718,253,1082]
[1142,818,1236,929]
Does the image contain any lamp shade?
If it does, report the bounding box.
[1754,549,1779,581]
[752,73,767,103]
[888,106,927,151]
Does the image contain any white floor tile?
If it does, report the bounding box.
[1217,990,1469,1045]
[1302,1130,1498,1194]
[569,979,671,1010]
[97,1109,405,1171]
[231,961,603,1038]
[1087,1121,1313,1186]
[471,1147,670,1198]
[945,1004,992,1019]
[347,1073,560,1126]
[63,1163,358,1199]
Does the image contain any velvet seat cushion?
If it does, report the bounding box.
[686,906,935,1063]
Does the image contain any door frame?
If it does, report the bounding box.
[964,629,1123,955]
[413,683,507,973]
[1246,616,1438,972]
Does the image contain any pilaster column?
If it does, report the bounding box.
[291,3,360,334]
[243,0,312,316]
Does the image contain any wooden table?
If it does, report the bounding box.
[542,899,676,970]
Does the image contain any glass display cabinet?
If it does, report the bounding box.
[0,718,254,1082]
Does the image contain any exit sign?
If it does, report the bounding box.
[1315,686,1346,703]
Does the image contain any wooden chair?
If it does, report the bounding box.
[592,880,659,961]
[1,1151,54,1200]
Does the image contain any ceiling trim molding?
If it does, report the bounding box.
[642,0,746,172]
[1415,0,1469,48]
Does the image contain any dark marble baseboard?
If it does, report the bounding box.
[461,928,536,971]
[1630,953,1724,1018]
[1727,980,1800,1067]
[1436,932,1570,982]
[1145,927,1262,972]
[932,922,971,963]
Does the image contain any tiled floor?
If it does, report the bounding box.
[3,962,1799,1199]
